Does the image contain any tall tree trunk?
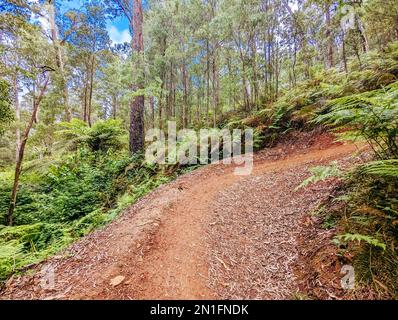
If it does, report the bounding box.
[83,67,89,123]
[7,75,50,226]
[167,62,174,120]
[48,0,71,121]
[87,54,95,127]
[158,71,165,129]
[129,0,145,154]
[274,39,280,100]
[182,62,188,128]
[212,52,220,128]
[238,47,250,111]
[13,74,20,162]
[150,96,155,128]
[325,1,334,68]
[206,40,210,126]
[356,15,369,52]
[342,31,348,74]
[112,95,117,119]
[250,33,259,108]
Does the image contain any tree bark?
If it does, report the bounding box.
[129,0,145,154]
[212,52,220,127]
[182,62,188,128]
[342,31,348,74]
[206,40,210,126]
[48,0,71,121]
[13,74,20,162]
[356,15,369,53]
[150,96,155,128]
[87,54,95,127]
[325,1,334,68]
[112,95,117,119]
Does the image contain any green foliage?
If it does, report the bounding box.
[358,160,398,178]
[0,79,13,136]
[0,223,72,281]
[56,119,127,153]
[0,149,180,282]
[316,82,398,159]
[318,160,398,296]
[296,162,341,190]
[334,233,387,250]
[232,42,398,149]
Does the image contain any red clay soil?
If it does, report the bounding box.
[0,131,366,300]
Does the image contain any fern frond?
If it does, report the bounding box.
[359,160,398,178]
[335,233,387,250]
[295,162,341,190]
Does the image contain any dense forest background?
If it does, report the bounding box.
[0,0,398,298]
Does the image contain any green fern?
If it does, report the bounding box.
[315,81,398,159]
[335,233,387,250]
[295,162,341,190]
[359,160,398,178]
[56,119,126,153]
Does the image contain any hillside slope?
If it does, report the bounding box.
[0,132,364,300]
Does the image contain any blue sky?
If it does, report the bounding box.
[55,0,297,45]
[60,0,131,44]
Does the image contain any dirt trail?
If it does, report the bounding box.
[0,133,363,300]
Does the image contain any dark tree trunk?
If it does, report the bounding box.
[342,31,348,74]
[182,62,188,128]
[206,40,210,126]
[112,95,117,119]
[129,0,145,154]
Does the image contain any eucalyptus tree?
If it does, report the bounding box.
[108,0,145,153]
[67,2,110,126]
[0,14,54,225]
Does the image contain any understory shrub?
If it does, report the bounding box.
[0,120,184,283]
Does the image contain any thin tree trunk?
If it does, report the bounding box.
[274,40,280,100]
[150,96,155,128]
[342,31,348,74]
[325,1,334,68]
[158,72,165,129]
[112,95,117,119]
[250,34,259,108]
[182,62,188,128]
[7,75,50,226]
[213,51,220,128]
[87,54,95,127]
[167,62,174,120]
[13,74,20,162]
[206,40,210,126]
[83,67,89,123]
[238,47,250,111]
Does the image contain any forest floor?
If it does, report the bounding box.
[0,131,369,300]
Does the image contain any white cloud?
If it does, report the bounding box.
[107,26,131,45]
